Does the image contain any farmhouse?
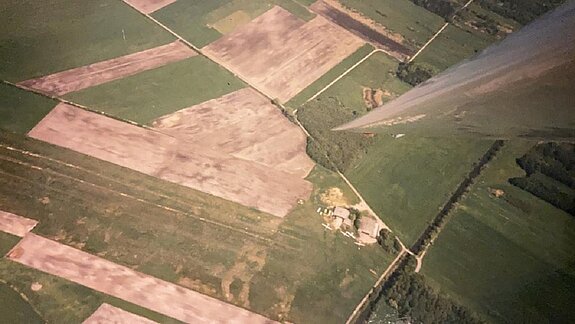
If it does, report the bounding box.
[359,217,380,239]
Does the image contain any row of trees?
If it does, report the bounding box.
[365,256,484,324]
[510,142,575,216]
[412,140,505,254]
[478,0,566,24]
[411,0,460,20]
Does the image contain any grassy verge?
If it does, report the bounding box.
[0,84,57,134]
[65,56,246,124]
[0,0,174,81]
[421,141,575,323]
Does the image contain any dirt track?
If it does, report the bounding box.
[123,0,176,14]
[83,303,157,324]
[310,1,412,60]
[9,234,276,324]
[28,103,312,217]
[152,88,314,178]
[0,210,38,237]
[203,6,364,102]
[18,41,196,96]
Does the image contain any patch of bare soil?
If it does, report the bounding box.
[9,234,277,323]
[0,210,38,237]
[320,187,348,206]
[362,87,388,110]
[18,41,196,96]
[152,88,314,178]
[220,243,268,308]
[83,303,157,324]
[310,0,413,60]
[123,0,176,14]
[28,103,312,217]
[203,6,364,102]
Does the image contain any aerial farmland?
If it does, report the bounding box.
[0,0,573,323]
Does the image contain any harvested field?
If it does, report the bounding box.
[152,88,314,178]
[123,0,177,14]
[310,0,412,60]
[203,6,364,102]
[83,303,157,324]
[28,103,311,217]
[18,41,196,96]
[0,211,38,237]
[8,234,276,324]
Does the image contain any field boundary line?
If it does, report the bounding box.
[305,48,382,103]
[0,154,287,248]
[408,0,475,63]
[345,249,407,324]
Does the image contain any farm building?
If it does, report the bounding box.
[359,217,380,238]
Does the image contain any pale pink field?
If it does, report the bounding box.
[152,88,315,178]
[203,6,364,102]
[123,0,177,14]
[83,303,157,324]
[9,234,276,324]
[18,41,195,96]
[0,210,38,238]
[28,103,312,217]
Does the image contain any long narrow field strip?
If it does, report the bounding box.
[8,234,276,323]
[152,88,314,178]
[0,211,38,238]
[203,6,364,102]
[310,0,412,60]
[27,103,312,217]
[124,0,177,14]
[83,303,157,324]
[18,41,196,96]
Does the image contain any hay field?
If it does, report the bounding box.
[0,0,174,82]
[0,84,57,134]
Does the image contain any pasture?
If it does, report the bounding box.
[0,84,57,134]
[0,281,43,324]
[337,0,446,48]
[0,130,397,322]
[152,0,314,47]
[0,0,173,82]
[65,56,245,124]
[413,24,494,71]
[421,141,575,323]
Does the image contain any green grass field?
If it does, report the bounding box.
[249,166,396,323]
[65,56,246,124]
[413,24,495,71]
[421,141,575,323]
[286,43,375,109]
[0,281,43,324]
[0,259,180,323]
[0,84,57,134]
[0,130,396,323]
[153,0,314,48]
[296,50,491,246]
[298,52,411,171]
[346,137,492,245]
[338,0,446,48]
[0,0,174,82]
